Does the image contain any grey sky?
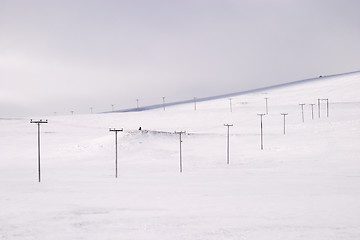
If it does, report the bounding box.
[1,0,359,116]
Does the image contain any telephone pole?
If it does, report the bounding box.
[281,113,288,135]
[162,97,166,111]
[322,98,329,117]
[111,104,114,112]
[30,119,48,182]
[224,124,233,164]
[299,103,305,122]
[194,97,197,111]
[257,114,265,150]
[136,99,139,110]
[310,104,315,120]
[175,131,186,172]
[109,128,123,178]
[264,97,269,115]
[229,98,233,112]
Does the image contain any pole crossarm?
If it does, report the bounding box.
[30,119,48,124]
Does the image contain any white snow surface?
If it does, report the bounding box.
[1,72,360,239]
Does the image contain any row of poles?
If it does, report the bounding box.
[55,97,330,116]
[31,98,329,182]
[56,96,196,115]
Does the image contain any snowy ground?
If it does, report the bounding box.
[1,72,360,239]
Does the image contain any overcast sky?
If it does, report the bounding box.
[1,0,359,117]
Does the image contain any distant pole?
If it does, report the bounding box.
[317,98,321,118]
[175,131,186,172]
[109,128,123,178]
[194,97,197,111]
[224,124,233,164]
[54,112,57,116]
[90,107,93,114]
[136,99,139,110]
[322,98,329,117]
[299,104,305,122]
[264,97,269,115]
[229,98,233,112]
[30,119,48,182]
[111,104,114,112]
[281,113,288,135]
[162,97,166,111]
[70,111,74,115]
[257,114,265,150]
[310,104,315,120]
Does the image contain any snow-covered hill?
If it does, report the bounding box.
[1,72,360,239]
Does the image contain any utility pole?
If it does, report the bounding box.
[317,98,321,118]
[257,114,265,150]
[281,113,288,135]
[224,124,233,164]
[194,97,197,111]
[322,98,329,117]
[109,128,123,178]
[162,97,166,111]
[310,104,315,120]
[136,99,139,110]
[111,104,114,112]
[30,119,48,182]
[229,98,233,112]
[299,103,305,122]
[175,131,186,172]
[264,97,269,115]
[90,107,93,114]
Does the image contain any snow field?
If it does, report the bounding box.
[1,72,360,239]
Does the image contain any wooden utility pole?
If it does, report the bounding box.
[175,131,186,172]
[281,113,288,135]
[257,114,265,150]
[299,103,306,122]
[310,104,315,120]
[322,98,329,117]
[162,97,166,111]
[109,128,123,178]
[229,98,233,112]
[30,119,48,182]
[264,97,269,115]
[224,124,233,164]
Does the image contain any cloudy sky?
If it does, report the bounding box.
[1,0,359,117]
